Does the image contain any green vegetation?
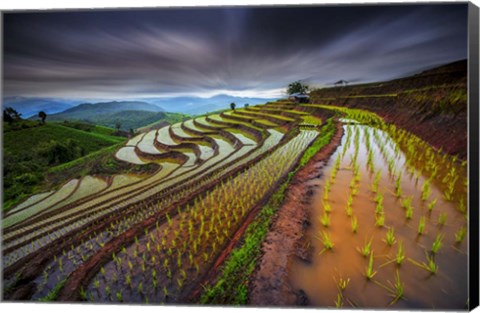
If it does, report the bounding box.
[365,251,377,280]
[38,279,66,302]
[384,228,396,246]
[358,237,373,257]
[287,80,309,95]
[3,91,468,307]
[318,231,334,250]
[299,118,336,167]
[136,112,191,132]
[200,118,336,304]
[3,122,124,212]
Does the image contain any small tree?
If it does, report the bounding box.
[230,102,236,111]
[3,107,22,124]
[115,120,121,132]
[287,81,309,95]
[244,103,249,108]
[38,111,47,125]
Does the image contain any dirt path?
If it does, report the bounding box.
[248,122,344,306]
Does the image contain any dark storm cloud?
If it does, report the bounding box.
[3,4,468,98]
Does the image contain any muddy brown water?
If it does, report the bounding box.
[290,123,468,310]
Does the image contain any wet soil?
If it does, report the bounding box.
[248,122,344,306]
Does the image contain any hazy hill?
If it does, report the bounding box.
[43,101,182,131]
[48,101,164,118]
[3,96,77,117]
[140,94,278,115]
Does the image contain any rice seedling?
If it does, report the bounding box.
[459,198,466,214]
[395,241,405,265]
[454,226,467,244]
[372,171,381,193]
[431,234,443,254]
[351,216,358,233]
[421,180,431,201]
[125,274,132,288]
[412,253,438,275]
[401,196,413,210]
[320,213,331,228]
[384,228,396,246]
[116,291,123,302]
[405,205,413,220]
[325,180,331,193]
[427,199,437,212]
[80,287,87,300]
[351,186,359,197]
[323,201,332,214]
[358,237,373,257]
[387,270,404,304]
[335,292,343,308]
[438,212,447,226]
[395,173,402,198]
[417,216,426,235]
[374,193,383,205]
[317,231,334,250]
[337,277,350,291]
[365,251,377,280]
[375,214,385,227]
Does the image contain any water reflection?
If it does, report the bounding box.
[290,123,468,309]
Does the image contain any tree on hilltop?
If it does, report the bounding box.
[3,107,22,124]
[38,111,47,125]
[287,81,309,95]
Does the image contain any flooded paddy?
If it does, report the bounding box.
[290,122,468,310]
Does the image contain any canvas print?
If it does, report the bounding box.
[1,3,476,309]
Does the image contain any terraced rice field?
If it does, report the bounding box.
[2,103,468,308]
[290,107,468,309]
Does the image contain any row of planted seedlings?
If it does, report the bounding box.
[227,108,296,125]
[2,119,248,258]
[3,158,186,263]
[5,116,295,299]
[293,114,468,308]
[7,142,182,236]
[320,103,467,218]
[246,104,310,121]
[326,104,467,212]
[83,129,320,303]
[3,153,186,243]
[4,129,246,287]
[4,108,293,278]
[10,159,226,297]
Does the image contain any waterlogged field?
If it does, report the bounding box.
[290,108,468,309]
[2,102,468,308]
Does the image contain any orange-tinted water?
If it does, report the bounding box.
[289,123,468,309]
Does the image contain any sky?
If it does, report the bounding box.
[2,3,469,99]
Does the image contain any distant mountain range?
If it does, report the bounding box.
[3,96,78,117]
[139,94,278,115]
[3,94,277,117]
[49,101,164,119]
[41,101,173,131]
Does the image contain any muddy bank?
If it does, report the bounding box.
[248,122,344,306]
